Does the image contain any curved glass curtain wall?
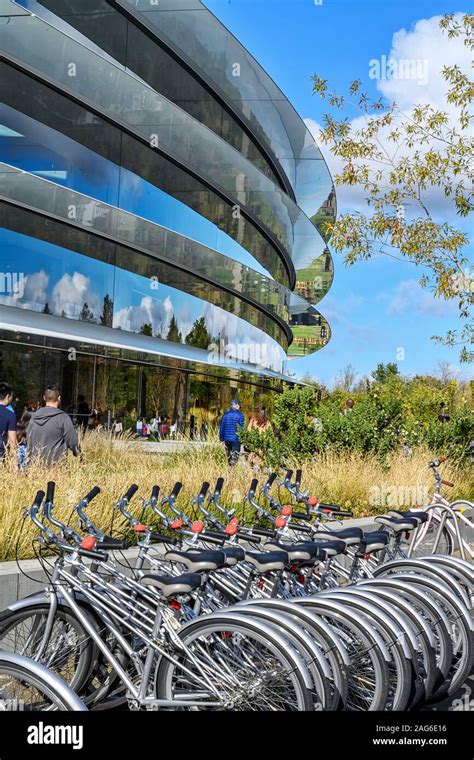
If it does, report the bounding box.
[0,220,287,373]
[0,102,274,278]
[0,60,290,287]
[0,165,332,359]
[27,0,335,304]
[111,0,337,235]
[0,4,326,280]
[0,162,292,327]
[21,0,284,191]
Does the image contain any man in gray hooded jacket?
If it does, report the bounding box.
[27,384,79,466]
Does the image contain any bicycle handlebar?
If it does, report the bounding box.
[124,484,139,502]
[199,482,210,498]
[265,473,277,488]
[84,486,101,504]
[46,481,55,504]
[171,482,182,498]
[151,485,160,501]
[33,490,45,508]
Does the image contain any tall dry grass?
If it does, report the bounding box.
[0,432,472,561]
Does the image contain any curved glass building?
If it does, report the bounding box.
[0,0,334,426]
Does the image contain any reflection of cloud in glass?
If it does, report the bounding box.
[52,271,101,320]
[113,294,174,338]
[23,270,49,305]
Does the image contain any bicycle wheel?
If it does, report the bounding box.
[318,589,415,711]
[376,572,473,699]
[373,560,471,610]
[236,605,331,709]
[358,578,453,699]
[356,583,437,706]
[0,652,87,711]
[410,514,452,556]
[294,597,389,710]
[0,604,95,696]
[238,597,349,710]
[155,612,314,710]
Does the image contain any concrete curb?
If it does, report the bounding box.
[0,517,378,609]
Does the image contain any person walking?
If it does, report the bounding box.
[27,384,79,466]
[247,406,272,468]
[219,399,244,466]
[0,382,17,461]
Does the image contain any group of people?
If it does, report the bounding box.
[0,381,271,470]
[219,399,271,466]
[0,382,79,468]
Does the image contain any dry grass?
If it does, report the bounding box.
[0,432,472,561]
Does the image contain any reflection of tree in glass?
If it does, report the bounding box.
[140,323,153,336]
[42,303,52,315]
[166,315,182,343]
[100,294,113,327]
[79,302,96,323]
[185,316,212,349]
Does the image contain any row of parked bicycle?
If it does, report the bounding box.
[0,459,472,711]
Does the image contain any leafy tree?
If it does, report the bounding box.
[335,364,357,391]
[372,363,400,384]
[139,323,153,336]
[185,316,212,350]
[312,13,473,361]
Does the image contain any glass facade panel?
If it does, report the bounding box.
[0,162,293,320]
[112,0,336,220]
[0,61,290,286]
[0,214,288,371]
[0,4,325,274]
[32,0,283,187]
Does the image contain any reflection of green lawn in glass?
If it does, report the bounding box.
[289,325,326,356]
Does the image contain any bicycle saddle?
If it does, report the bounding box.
[165,549,226,572]
[140,572,202,597]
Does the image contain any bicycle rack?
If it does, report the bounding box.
[408,502,467,560]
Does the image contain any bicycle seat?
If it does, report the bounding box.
[222,546,246,566]
[312,539,347,557]
[263,541,323,563]
[375,515,418,532]
[312,527,363,546]
[140,572,202,597]
[386,509,429,524]
[165,549,226,572]
[245,550,288,573]
[356,531,389,556]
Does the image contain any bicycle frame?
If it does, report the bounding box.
[29,553,225,709]
[408,493,473,560]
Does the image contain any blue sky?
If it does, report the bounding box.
[206,0,473,386]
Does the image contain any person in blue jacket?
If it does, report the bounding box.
[219,399,244,466]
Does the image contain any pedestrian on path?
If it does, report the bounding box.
[219,399,244,466]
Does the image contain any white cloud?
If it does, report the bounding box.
[23,270,49,305]
[305,13,472,221]
[52,271,101,320]
[113,294,174,337]
[387,279,457,317]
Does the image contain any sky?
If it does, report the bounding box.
[205,0,474,387]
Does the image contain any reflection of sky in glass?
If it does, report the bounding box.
[0,229,284,372]
[0,103,270,277]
